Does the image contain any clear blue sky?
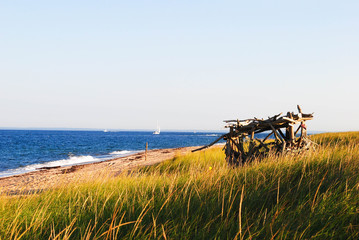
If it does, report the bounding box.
[1,1,358,131]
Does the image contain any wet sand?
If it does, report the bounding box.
[0,146,198,195]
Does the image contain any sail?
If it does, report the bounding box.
[153,122,160,135]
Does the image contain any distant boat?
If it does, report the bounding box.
[103,129,109,133]
[153,122,160,135]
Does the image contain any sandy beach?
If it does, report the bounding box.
[0,146,198,195]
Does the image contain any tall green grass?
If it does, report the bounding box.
[0,132,358,239]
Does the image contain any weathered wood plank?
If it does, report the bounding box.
[192,134,225,152]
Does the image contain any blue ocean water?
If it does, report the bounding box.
[0,130,225,178]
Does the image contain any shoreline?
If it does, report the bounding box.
[0,146,200,195]
[0,150,139,179]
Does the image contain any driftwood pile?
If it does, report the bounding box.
[193,105,314,165]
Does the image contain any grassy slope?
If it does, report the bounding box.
[0,132,359,239]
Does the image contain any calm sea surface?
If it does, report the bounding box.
[0,130,225,178]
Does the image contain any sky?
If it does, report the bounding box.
[0,0,358,131]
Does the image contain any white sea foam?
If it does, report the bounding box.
[110,150,132,155]
[0,150,136,178]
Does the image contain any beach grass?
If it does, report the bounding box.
[0,132,359,239]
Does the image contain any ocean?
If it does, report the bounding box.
[0,130,226,178]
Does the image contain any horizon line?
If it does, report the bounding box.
[0,127,227,132]
[0,127,334,134]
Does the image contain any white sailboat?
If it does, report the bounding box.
[153,122,160,135]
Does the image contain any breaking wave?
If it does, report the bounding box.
[110,150,132,155]
[0,150,135,178]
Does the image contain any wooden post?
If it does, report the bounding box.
[145,142,148,161]
[263,131,273,141]
[269,123,283,143]
[277,128,286,140]
[288,124,295,146]
[301,122,307,138]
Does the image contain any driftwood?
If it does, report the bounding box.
[193,105,314,166]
